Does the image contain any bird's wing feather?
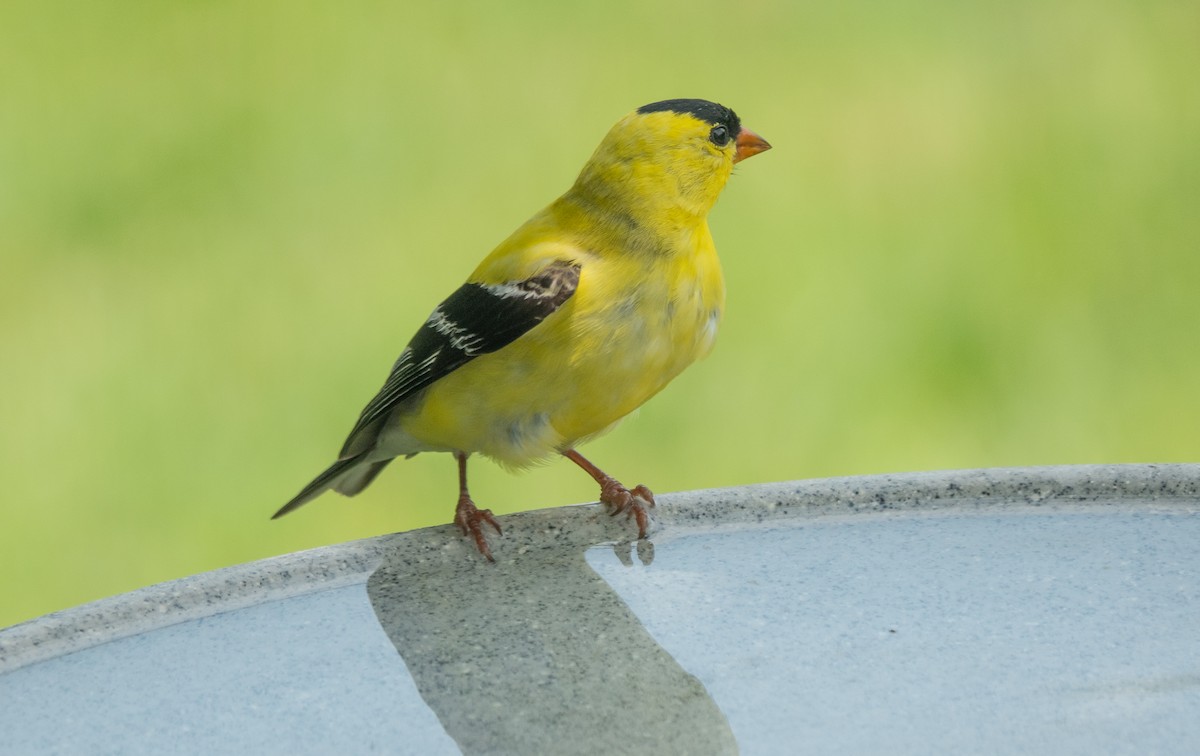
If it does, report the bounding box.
[338,259,581,457]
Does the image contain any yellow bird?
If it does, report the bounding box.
[275,99,771,559]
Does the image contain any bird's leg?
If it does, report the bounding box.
[562,449,655,539]
[452,451,501,561]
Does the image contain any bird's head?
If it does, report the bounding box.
[572,99,771,234]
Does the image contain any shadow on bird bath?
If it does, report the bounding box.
[366,534,735,755]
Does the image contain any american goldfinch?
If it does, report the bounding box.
[275,98,770,559]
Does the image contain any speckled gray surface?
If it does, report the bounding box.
[2,464,1199,754]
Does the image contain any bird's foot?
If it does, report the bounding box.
[599,479,655,539]
[454,496,502,562]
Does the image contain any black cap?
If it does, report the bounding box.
[637,99,741,135]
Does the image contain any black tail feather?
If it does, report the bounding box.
[272,455,363,519]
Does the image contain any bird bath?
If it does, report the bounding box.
[3,465,1199,754]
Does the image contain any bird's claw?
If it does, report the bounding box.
[599,479,655,539]
[454,496,502,562]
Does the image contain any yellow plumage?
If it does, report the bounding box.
[277,99,770,558]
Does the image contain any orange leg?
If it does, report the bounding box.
[563,449,655,539]
[452,451,501,561]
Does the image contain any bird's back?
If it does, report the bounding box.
[386,197,725,467]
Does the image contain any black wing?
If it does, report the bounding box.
[338,260,581,457]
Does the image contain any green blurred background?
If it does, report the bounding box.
[2,0,1197,628]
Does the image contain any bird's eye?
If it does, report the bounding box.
[709,125,730,147]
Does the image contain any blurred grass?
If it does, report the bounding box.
[1,0,1197,628]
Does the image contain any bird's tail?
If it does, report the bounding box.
[272,454,391,519]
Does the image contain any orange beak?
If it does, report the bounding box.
[733,127,771,163]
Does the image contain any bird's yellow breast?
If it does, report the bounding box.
[397,229,725,466]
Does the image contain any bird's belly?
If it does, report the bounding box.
[397,260,723,466]
[558,300,717,435]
